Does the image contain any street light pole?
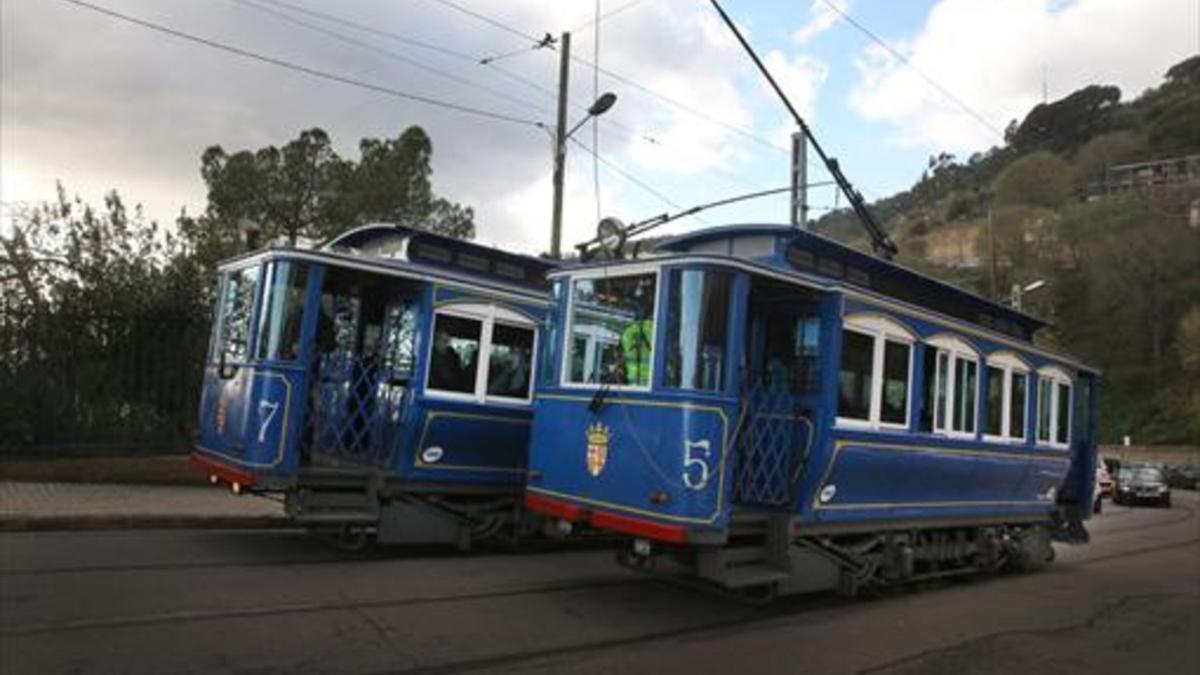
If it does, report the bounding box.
[550,31,571,259]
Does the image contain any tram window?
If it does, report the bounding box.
[1037,377,1053,443]
[839,316,914,428]
[429,314,481,394]
[984,365,1004,436]
[255,261,309,362]
[880,340,910,424]
[487,323,534,399]
[566,273,657,387]
[665,270,732,392]
[927,340,979,436]
[954,359,978,433]
[838,330,874,421]
[382,302,418,379]
[763,313,820,394]
[216,266,260,362]
[919,348,937,431]
[538,281,563,386]
[1010,373,1027,441]
[1056,382,1071,444]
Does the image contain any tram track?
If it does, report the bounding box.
[374,533,1200,675]
[0,574,649,638]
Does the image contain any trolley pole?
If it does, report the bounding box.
[550,32,571,259]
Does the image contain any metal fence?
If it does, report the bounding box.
[0,309,209,458]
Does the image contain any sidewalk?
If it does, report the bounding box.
[0,481,287,531]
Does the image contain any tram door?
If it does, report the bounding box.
[733,282,822,508]
[304,268,419,469]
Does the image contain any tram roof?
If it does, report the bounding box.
[581,223,1048,342]
[218,223,557,296]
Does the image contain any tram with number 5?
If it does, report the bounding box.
[191,224,555,548]
[524,222,1099,599]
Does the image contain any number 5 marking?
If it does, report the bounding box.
[683,439,712,490]
[258,399,280,443]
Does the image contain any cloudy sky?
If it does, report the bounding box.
[2,0,1196,253]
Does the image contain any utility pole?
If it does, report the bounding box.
[985,190,997,299]
[550,31,571,259]
[790,131,808,228]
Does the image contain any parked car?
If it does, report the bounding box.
[1096,464,1113,498]
[1113,465,1172,507]
[1164,464,1200,490]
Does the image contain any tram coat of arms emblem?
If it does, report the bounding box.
[586,423,610,477]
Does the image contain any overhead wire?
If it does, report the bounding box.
[818,0,1004,138]
[568,0,647,33]
[426,0,789,156]
[255,0,561,104]
[57,0,547,128]
[233,0,549,117]
[251,0,772,196]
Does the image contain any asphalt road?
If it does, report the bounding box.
[1,493,1197,675]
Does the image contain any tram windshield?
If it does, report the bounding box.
[254,260,310,362]
[213,265,260,363]
[567,273,657,386]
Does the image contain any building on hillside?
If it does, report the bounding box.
[1092,154,1200,229]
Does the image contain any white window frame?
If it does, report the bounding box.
[1036,365,1073,449]
[836,314,915,431]
[559,265,662,392]
[927,335,980,438]
[982,352,1030,444]
[424,303,538,406]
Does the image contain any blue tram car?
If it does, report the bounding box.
[191,224,555,547]
[526,224,1099,596]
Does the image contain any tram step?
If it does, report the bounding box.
[292,512,378,525]
[719,563,792,589]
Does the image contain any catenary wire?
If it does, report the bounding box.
[57,0,547,128]
[427,0,788,156]
[818,0,1004,137]
[233,0,549,117]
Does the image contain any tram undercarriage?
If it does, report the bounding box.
[283,468,536,551]
[616,514,1060,602]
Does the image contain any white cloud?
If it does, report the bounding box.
[792,0,853,44]
[848,0,1197,154]
[1,0,830,253]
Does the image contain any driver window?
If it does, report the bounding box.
[216,266,260,362]
[566,273,657,386]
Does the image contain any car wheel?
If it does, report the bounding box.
[1162,495,1171,508]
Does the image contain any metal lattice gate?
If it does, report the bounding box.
[301,355,405,466]
[732,388,811,507]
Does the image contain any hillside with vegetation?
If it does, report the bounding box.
[815,56,1200,445]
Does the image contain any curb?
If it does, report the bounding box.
[0,515,291,532]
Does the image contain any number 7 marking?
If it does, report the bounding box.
[258,399,280,443]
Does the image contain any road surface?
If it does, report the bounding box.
[2,493,1197,674]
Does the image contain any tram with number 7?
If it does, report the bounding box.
[191,224,555,549]
[524,222,1099,599]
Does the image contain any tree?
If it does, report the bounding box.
[200,126,474,246]
[992,151,1074,209]
[1010,85,1123,153]
[0,185,210,453]
[1141,55,1200,152]
[202,128,345,246]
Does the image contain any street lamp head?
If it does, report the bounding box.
[1023,280,1047,293]
[588,92,618,117]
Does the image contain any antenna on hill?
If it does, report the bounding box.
[707,0,898,260]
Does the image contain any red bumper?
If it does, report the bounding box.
[525,492,688,543]
[189,451,256,489]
